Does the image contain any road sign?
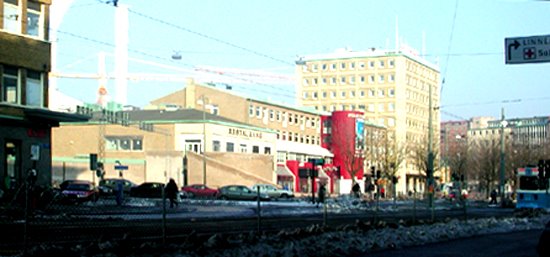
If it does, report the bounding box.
[505,34,550,64]
[114,165,128,170]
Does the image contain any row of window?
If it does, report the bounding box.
[314,102,396,114]
[303,74,396,86]
[302,88,396,100]
[106,137,143,151]
[406,61,438,81]
[1,65,44,107]
[275,130,320,144]
[3,0,44,39]
[303,59,395,73]
[248,104,319,129]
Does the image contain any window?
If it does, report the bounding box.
[313,78,318,85]
[2,66,18,104]
[360,90,365,97]
[322,64,327,70]
[369,75,375,83]
[313,92,318,99]
[322,92,327,98]
[133,139,143,150]
[303,92,308,99]
[368,89,375,97]
[378,89,385,97]
[350,91,355,97]
[389,102,395,111]
[331,63,336,70]
[389,88,395,97]
[256,106,261,117]
[264,147,271,154]
[379,75,385,83]
[185,139,201,153]
[26,70,42,107]
[277,111,281,121]
[340,62,346,69]
[269,110,274,120]
[3,0,19,33]
[350,62,355,69]
[249,105,254,116]
[389,74,395,82]
[358,104,366,110]
[379,60,385,68]
[226,142,234,152]
[341,91,346,98]
[378,103,385,112]
[26,1,41,37]
[359,62,365,69]
[360,76,365,83]
[369,61,375,68]
[252,145,260,153]
[389,59,395,67]
[331,77,336,84]
[331,91,336,98]
[322,78,327,84]
[350,76,355,83]
[213,140,221,152]
[303,78,309,86]
[340,77,346,84]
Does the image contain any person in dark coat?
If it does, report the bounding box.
[352,182,361,198]
[490,189,497,205]
[317,183,326,207]
[165,178,179,208]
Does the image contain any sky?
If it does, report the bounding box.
[52,0,550,121]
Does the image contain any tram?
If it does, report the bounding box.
[516,167,550,210]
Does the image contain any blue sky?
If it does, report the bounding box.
[53,0,550,121]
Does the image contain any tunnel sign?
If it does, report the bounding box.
[505,35,550,64]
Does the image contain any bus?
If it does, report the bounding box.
[516,167,550,210]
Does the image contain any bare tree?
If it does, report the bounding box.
[470,138,500,198]
[409,136,440,181]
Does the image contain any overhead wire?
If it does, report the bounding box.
[440,0,459,94]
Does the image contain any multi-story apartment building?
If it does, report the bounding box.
[296,48,441,194]
[1,0,87,193]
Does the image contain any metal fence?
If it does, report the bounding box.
[0,182,483,256]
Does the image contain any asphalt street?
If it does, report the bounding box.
[363,229,543,257]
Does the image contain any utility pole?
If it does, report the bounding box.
[427,84,435,211]
[499,107,506,206]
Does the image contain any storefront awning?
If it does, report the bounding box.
[276,165,295,178]
[276,141,333,157]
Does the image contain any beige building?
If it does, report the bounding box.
[52,109,277,188]
[296,48,441,194]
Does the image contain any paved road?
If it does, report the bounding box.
[364,229,543,257]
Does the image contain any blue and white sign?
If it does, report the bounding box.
[505,34,550,64]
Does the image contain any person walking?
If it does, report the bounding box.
[165,178,179,208]
[317,183,326,208]
[352,182,361,198]
[490,189,497,205]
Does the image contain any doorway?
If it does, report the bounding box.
[4,140,21,191]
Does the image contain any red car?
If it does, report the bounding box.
[181,184,219,198]
[61,181,99,203]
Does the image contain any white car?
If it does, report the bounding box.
[251,184,294,199]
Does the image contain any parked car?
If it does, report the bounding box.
[58,179,88,191]
[181,184,219,198]
[130,182,164,198]
[251,184,294,199]
[217,185,270,201]
[98,178,137,196]
[60,181,99,203]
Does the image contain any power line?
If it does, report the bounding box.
[124,8,293,66]
[440,0,459,94]
[439,96,550,108]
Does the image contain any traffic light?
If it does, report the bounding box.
[370,166,375,175]
[89,153,98,170]
[392,176,398,184]
[376,170,381,179]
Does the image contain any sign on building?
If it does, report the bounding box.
[505,34,550,64]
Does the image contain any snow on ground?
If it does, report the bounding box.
[166,214,549,257]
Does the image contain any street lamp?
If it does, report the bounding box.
[197,95,210,185]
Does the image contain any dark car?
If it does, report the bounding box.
[58,179,89,191]
[130,182,165,198]
[217,185,270,201]
[181,184,219,198]
[61,181,99,203]
[98,178,137,196]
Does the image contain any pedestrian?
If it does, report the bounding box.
[115,179,124,206]
[317,183,326,207]
[165,178,179,208]
[490,189,498,204]
[352,182,361,198]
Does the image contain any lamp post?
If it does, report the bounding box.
[499,108,507,206]
[198,95,209,185]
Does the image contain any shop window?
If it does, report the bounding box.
[264,147,271,154]
[239,144,247,153]
[252,145,260,153]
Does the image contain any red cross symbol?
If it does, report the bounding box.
[523,47,536,60]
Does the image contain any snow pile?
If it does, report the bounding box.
[168,215,548,257]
